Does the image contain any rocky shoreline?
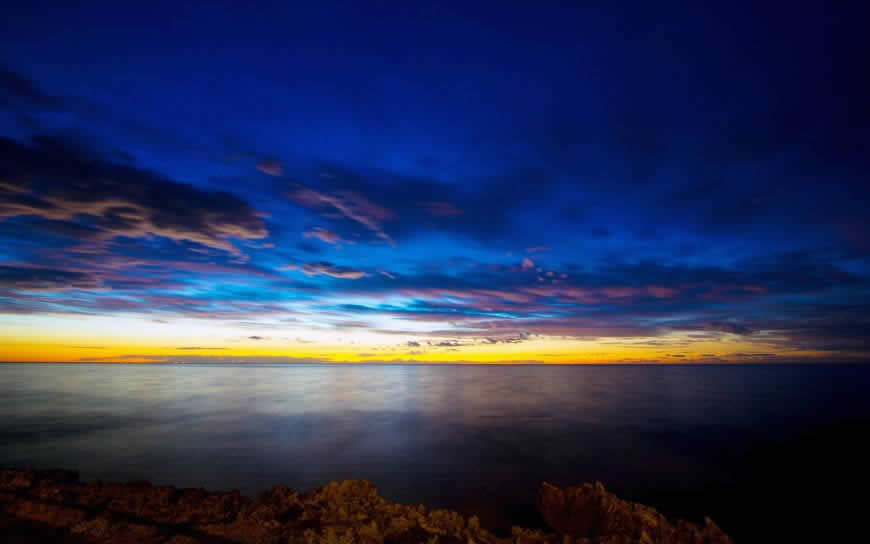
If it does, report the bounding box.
[0,467,731,543]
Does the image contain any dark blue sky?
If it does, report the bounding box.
[0,1,867,362]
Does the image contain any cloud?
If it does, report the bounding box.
[303,226,343,245]
[255,159,283,176]
[0,69,66,109]
[0,69,214,159]
[284,164,563,247]
[483,332,531,344]
[283,261,366,279]
[704,321,753,335]
[521,257,535,271]
[0,265,102,291]
[305,250,870,348]
[0,136,268,256]
[290,188,394,244]
[333,320,369,329]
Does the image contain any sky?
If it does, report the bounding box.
[0,1,867,363]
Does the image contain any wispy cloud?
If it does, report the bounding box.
[303,226,344,245]
[0,265,102,291]
[290,188,394,244]
[255,158,283,176]
[282,261,366,279]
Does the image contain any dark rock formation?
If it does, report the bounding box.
[536,482,731,544]
[0,468,732,543]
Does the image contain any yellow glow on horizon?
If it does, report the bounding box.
[0,313,835,364]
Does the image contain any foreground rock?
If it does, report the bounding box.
[537,482,731,544]
[0,468,731,543]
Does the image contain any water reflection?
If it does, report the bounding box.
[1,363,868,540]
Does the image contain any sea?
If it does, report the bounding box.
[1,363,868,542]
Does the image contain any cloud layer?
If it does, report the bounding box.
[0,0,868,365]
[0,136,268,255]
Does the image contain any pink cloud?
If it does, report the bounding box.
[255,159,283,176]
[648,286,679,298]
[303,227,343,244]
[283,261,366,279]
[291,188,394,244]
[0,138,269,257]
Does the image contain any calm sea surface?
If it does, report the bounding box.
[2,363,869,541]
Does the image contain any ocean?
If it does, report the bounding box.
[2,363,868,542]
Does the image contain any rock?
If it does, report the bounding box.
[1,467,35,489]
[245,486,303,523]
[0,467,732,543]
[537,481,732,543]
[4,498,87,527]
[36,469,80,484]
